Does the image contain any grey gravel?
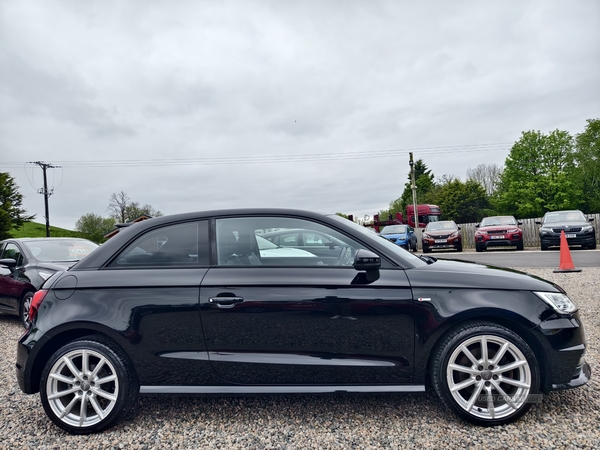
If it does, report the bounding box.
[1,267,598,449]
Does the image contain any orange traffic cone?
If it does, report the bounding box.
[553,230,582,273]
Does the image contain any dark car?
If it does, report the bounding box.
[379,225,417,251]
[475,216,524,252]
[536,210,596,250]
[16,209,590,434]
[422,220,462,253]
[0,238,98,327]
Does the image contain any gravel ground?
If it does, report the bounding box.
[1,268,598,449]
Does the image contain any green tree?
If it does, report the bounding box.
[0,172,35,240]
[379,159,436,219]
[434,178,490,223]
[495,130,582,218]
[74,213,116,243]
[574,119,600,212]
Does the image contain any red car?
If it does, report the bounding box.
[475,216,524,252]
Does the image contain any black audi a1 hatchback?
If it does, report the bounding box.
[16,209,591,434]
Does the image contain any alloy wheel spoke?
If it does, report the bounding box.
[495,360,527,374]
[485,386,495,419]
[59,395,80,418]
[498,376,530,389]
[459,344,480,366]
[48,385,80,400]
[63,357,83,382]
[95,374,117,386]
[480,337,489,365]
[491,381,519,411]
[79,393,88,427]
[466,381,485,412]
[90,386,117,402]
[89,396,105,420]
[82,350,90,376]
[90,357,107,380]
[449,363,480,375]
[490,342,510,366]
[49,373,76,384]
[450,377,477,392]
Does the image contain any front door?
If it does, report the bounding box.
[200,216,414,385]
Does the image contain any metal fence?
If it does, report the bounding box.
[458,213,600,249]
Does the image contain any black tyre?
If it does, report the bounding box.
[422,245,430,253]
[475,243,484,253]
[40,337,139,434]
[541,243,548,251]
[19,291,34,328]
[430,322,540,426]
[456,243,463,252]
[588,241,597,250]
[516,240,524,251]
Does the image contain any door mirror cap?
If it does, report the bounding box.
[0,258,17,268]
[353,249,381,271]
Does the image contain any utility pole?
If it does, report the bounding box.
[29,161,60,237]
[409,152,420,249]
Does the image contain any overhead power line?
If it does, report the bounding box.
[2,142,512,169]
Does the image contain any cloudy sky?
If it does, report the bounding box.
[1,0,599,230]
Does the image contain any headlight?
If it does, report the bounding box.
[534,291,577,314]
[582,225,593,232]
[38,270,56,281]
[507,228,520,233]
[423,233,431,239]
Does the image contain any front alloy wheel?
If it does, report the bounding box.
[40,338,138,434]
[431,322,540,426]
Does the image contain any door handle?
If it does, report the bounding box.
[208,297,244,308]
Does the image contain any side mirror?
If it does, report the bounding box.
[535,220,542,225]
[457,226,462,230]
[0,258,17,272]
[475,223,480,228]
[353,249,381,272]
[589,217,595,222]
[517,221,523,225]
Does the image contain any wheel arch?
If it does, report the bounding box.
[422,313,550,392]
[26,323,136,394]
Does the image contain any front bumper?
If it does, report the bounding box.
[540,234,596,248]
[552,360,592,390]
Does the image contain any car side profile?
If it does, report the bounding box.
[0,238,98,327]
[422,220,462,253]
[536,210,596,250]
[16,209,590,434]
[475,216,524,252]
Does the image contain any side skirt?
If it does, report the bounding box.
[140,385,425,394]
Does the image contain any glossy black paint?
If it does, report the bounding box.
[16,208,590,399]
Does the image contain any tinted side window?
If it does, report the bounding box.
[216,217,366,267]
[3,243,24,266]
[110,221,209,267]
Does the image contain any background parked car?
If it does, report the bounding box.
[536,210,596,250]
[379,224,417,251]
[475,216,524,252]
[0,237,98,327]
[422,220,462,253]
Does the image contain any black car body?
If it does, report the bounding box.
[0,238,98,327]
[16,209,590,433]
[536,210,596,250]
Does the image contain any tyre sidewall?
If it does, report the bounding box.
[19,291,34,328]
[431,322,540,426]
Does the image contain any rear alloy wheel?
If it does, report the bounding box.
[40,338,138,434]
[431,322,540,426]
[20,291,34,328]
